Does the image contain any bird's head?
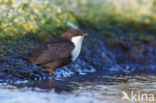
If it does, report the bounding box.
[60,29,88,43]
[61,29,88,39]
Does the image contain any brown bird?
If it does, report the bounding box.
[23,29,88,80]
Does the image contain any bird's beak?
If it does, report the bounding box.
[84,34,88,37]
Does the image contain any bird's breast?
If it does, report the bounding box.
[71,36,84,61]
[71,44,81,61]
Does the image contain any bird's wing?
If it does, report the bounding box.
[27,38,74,65]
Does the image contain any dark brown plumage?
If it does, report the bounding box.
[23,29,87,80]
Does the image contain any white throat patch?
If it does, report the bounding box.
[71,36,84,61]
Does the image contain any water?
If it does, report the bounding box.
[0,73,156,103]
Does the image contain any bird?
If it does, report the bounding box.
[23,29,88,80]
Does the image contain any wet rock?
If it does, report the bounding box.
[0,27,156,81]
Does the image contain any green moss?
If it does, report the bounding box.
[0,0,156,54]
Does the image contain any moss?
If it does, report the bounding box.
[0,0,156,54]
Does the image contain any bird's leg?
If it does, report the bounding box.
[48,79,55,89]
[47,69,55,80]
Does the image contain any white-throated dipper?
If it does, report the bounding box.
[23,29,88,80]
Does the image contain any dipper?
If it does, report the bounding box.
[23,29,88,80]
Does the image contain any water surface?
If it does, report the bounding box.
[0,73,156,103]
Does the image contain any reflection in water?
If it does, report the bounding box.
[4,79,77,93]
[0,73,156,103]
